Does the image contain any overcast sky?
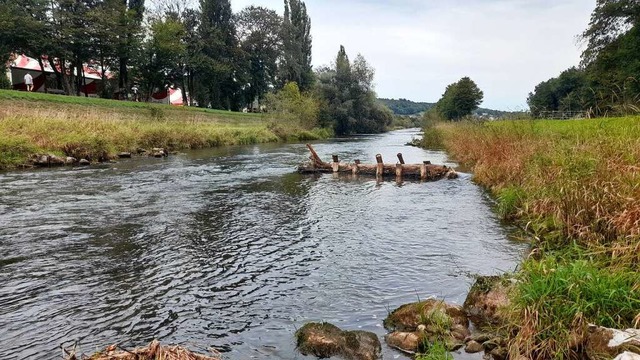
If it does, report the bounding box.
[229,0,595,110]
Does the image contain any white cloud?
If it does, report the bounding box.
[229,0,595,110]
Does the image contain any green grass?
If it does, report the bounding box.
[0,89,263,120]
[415,342,453,360]
[0,89,331,169]
[428,117,640,359]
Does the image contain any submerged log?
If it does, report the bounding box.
[298,144,458,181]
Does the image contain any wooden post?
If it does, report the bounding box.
[332,155,339,172]
[376,154,384,177]
[352,159,360,175]
[306,144,324,168]
[420,161,427,180]
[397,153,405,165]
[396,163,403,178]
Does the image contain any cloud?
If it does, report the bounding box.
[230,0,595,110]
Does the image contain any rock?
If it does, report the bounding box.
[383,299,469,332]
[385,331,421,354]
[615,352,640,360]
[295,322,381,360]
[586,325,640,359]
[150,148,167,158]
[464,276,511,328]
[489,346,508,360]
[446,170,459,179]
[136,148,147,154]
[470,333,493,343]
[31,154,67,167]
[65,157,77,164]
[117,152,132,159]
[464,340,484,353]
[79,159,90,165]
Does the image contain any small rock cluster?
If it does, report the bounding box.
[28,148,170,168]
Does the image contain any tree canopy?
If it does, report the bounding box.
[435,77,484,120]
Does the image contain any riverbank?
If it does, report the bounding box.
[0,90,331,170]
[425,117,640,359]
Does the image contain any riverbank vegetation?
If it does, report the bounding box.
[0,89,332,170]
[425,117,640,359]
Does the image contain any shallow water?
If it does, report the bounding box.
[0,129,525,359]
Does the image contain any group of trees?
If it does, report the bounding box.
[528,0,640,117]
[0,0,394,134]
[0,0,314,110]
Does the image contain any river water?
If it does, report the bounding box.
[0,129,525,359]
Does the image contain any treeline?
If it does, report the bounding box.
[0,0,392,135]
[378,98,434,115]
[528,1,640,117]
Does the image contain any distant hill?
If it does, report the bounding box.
[378,98,434,115]
[378,98,512,118]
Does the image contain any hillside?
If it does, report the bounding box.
[378,98,512,118]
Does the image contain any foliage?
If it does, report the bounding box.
[314,46,393,135]
[530,1,640,117]
[527,67,588,117]
[280,0,313,91]
[378,98,434,115]
[415,341,453,360]
[236,6,282,108]
[435,77,484,120]
[265,82,319,130]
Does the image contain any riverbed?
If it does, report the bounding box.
[0,129,525,359]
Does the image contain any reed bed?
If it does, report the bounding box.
[427,117,640,359]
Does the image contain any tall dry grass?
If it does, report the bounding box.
[429,117,640,359]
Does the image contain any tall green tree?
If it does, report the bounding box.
[199,0,243,110]
[435,77,484,120]
[280,0,313,91]
[117,0,145,97]
[581,0,640,65]
[236,6,282,108]
[315,46,392,135]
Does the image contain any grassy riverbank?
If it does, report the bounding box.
[0,90,331,170]
[426,117,640,359]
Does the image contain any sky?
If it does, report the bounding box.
[228,0,596,111]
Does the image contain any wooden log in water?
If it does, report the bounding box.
[298,144,457,181]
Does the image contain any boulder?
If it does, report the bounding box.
[383,299,469,332]
[150,148,167,158]
[586,325,640,359]
[463,276,511,328]
[295,322,381,360]
[464,340,484,353]
[446,170,459,179]
[118,152,132,159]
[79,159,91,166]
[383,300,469,354]
[65,157,77,164]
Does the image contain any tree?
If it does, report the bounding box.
[236,6,282,108]
[527,68,588,117]
[280,0,313,91]
[315,46,393,135]
[435,77,484,120]
[198,0,244,110]
[581,0,640,65]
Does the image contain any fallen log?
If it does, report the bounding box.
[298,144,458,181]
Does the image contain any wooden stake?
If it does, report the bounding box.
[376,154,384,177]
[397,153,405,165]
[396,163,403,178]
[332,155,340,172]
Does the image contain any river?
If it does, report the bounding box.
[0,129,525,359]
